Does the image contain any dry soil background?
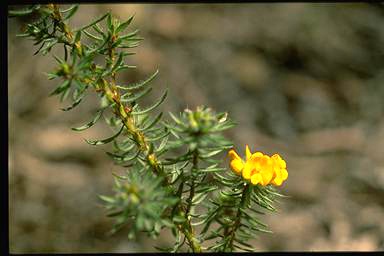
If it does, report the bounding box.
[8,3,384,252]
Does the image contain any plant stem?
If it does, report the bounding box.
[186,149,198,214]
[224,183,249,251]
[183,149,200,252]
[39,4,203,252]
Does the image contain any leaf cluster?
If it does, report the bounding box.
[201,170,285,252]
[100,168,178,240]
[9,4,286,252]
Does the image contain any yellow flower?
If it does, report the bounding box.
[228,145,288,186]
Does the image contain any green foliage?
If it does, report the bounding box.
[9,4,286,252]
[201,172,284,252]
[100,168,178,239]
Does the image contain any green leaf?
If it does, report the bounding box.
[88,33,111,55]
[250,195,275,211]
[154,246,172,252]
[155,135,168,154]
[192,192,209,205]
[75,12,109,32]
[198,149,224,159]
[115,65,136,72]
[106,13,112,30]
[248,206,265,216]
[74,30,82,43]
[207,240,226,251]
[161,219,174,228]
[64,45,69,61]
[112,172,127,180]
[143,219,153,231]
[246,224,273,234]
[168,127,181,139]
[132,89,167,115]
[98,195,115,204]
[111,52,124,73]
[105,149,132,160]
[211,120,236,132]
[136,215,145,230]
[60,5,77,13]
[8,5,39,17]
[122,52,136,57]
[83,30,103,41]
[120,150,140,162]
[201,167,225,173]
[113,37,143,48]
[245,217,268,230]
[138,112,162,131]
[50,80,71,96]
[168,112,187,128]
[233,241,256,252]
[119,42,140,48]
[172,215,186,224]
[119,29,140,40]
[92,23,105,37]
[60,85,71,102]
[71,108,104,131]
[60,96,83,111]
[120,86,152,103]
[116,69,158,91]
[191,218,207,226]
[116,15,135,33]
[40,38,58,55]
[214,172,238,183]
[147,129,170,142]
[106,210,123,217]
[53,54,64,64]
[171,228,183,252]
[15,33,31,38]
[195,185,218,194]
[46,72,58,80]
[71,47,78,64]
[85,125,124,145]
[63,5,78,21]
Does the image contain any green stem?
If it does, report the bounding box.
[186,150,198,214]
[183,149,200,252]
[224,184,250,251]
[32,4,203,252]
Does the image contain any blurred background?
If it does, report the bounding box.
[8,3,384,252]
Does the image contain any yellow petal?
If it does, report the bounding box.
[242,161,253,180]
[230,159,244,173]
[272,177,283,186]
[247,152,263,171]
[271,168,281,184]
[259,156,274,185]
[251,152,263,159]
[228,149,241,161]
[281,168,288,180]
[272,154,286,169]
[245,145,252,161]
[251,173,263,185]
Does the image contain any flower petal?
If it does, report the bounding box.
[260,156,274,185]
[272,177,283,186]
[230,159,244,173]
[251,152,263,159]
[228,149,241,161]
[245,145,252,161]
[242,161,253,180]
[272,154,286,169]
[251,173,263,185]
[281,168,288,180]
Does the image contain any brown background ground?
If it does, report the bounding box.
[8,3,384,252]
